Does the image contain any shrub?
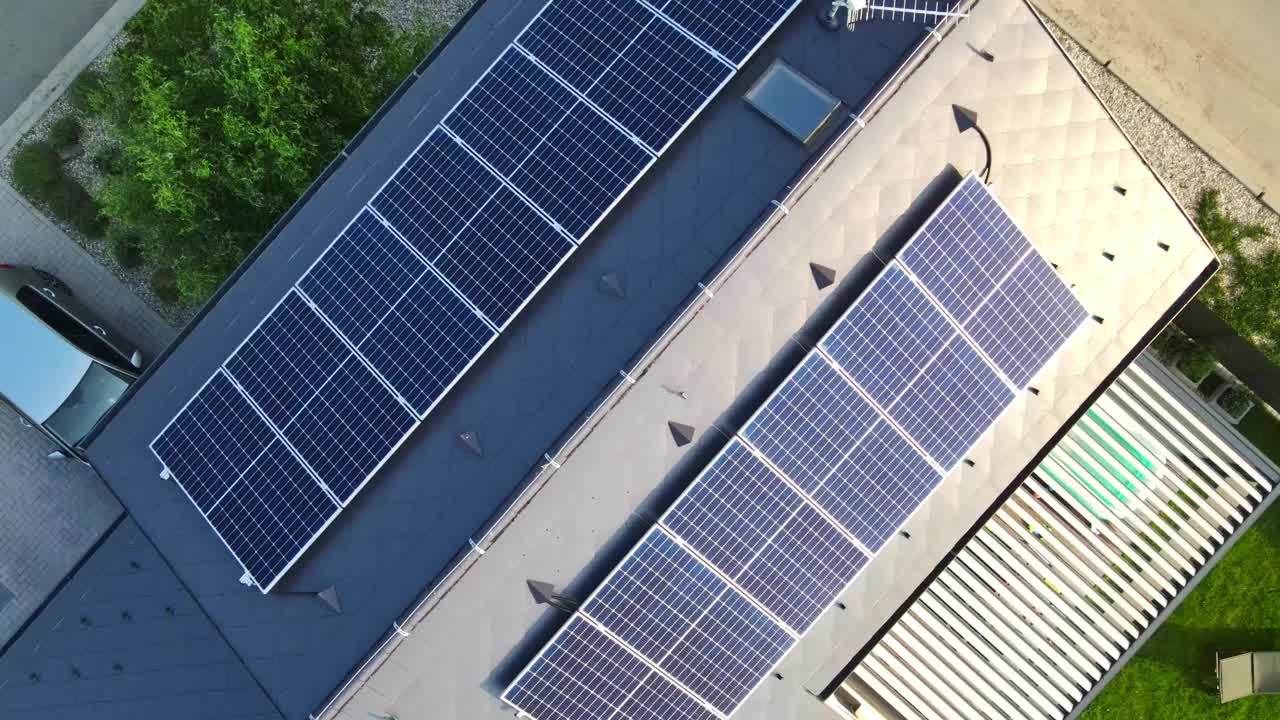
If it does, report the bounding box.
[92,146,125,176]
[106,227,144,268]
[94,0,448,303]
[1218,386,1256,418]
[10,142,62,199]
[1150,326,1194,365]
[67,69,104,114]
[45,177,106,237]
[150,268,180,304]
[48,116,82,150]
[1178,344,1217,383]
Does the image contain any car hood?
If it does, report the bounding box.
[0,296,91,423]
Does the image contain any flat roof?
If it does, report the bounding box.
[81,1,935,718]
[319,1,1217,719]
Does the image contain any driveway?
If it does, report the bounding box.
[1036,0,1280,210]
[0,178,175,647]
[0,0,116,124]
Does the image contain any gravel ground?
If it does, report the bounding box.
[1042,16,1280,263]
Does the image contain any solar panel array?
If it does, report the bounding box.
[503,174,1088,719]
[151,0,803,592]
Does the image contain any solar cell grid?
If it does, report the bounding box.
[740,353,880,493]
[518,0,732,151]
[582,527,794,715]
[898,175,1033,325]
[808,419,943,551]
[819,264,952,409]
[963,251,1089,388]
[299,212,496,417]
[205,438,339,588]
[444,48,653,240]
[151,370,277,511]
[652,0,798,65]
[502,617,716,720]
[661,440,867,633]
[887,336,1015,470]
[223,290,416,504]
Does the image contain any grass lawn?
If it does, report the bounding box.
[1080,406,1280,719]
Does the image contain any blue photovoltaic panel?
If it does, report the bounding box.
[582,528,794,715]
[368,133,574,327]
[662,440,868,632]
[518,0,732,151]
[152,370,277,511]
[444,48,652,239]
[740,353,880,493]
[963,251,1089,388]
[502,617,716,720]
[898,174,1033,324]
[819,264,952,410]
[224,290,415,504]
[806,419,942,551]
[370,131,501,261]
[887,336,1015,470]
[652,0,798,65]
[151,371,340,588]
[205,438,339,587]
[299,210,496,416]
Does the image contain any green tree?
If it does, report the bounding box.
[1194,189,1280,363]
[97,0,446,303]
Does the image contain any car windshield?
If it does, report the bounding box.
[44,362,129,447]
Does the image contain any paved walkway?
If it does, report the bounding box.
[0,177,175,647]
[1037,0,1280,209]
[0,0,114,123]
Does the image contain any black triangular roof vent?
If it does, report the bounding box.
[810,263,836,290]
[668,421,695,447]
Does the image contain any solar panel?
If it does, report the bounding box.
[223,290,416,504]
[962,251,1089,387]
[151,370,340,589]
[650,0,800,65]
[806,419,942,551]
[298,210,497,416]
[205,438,340,587]
[502,617,717,720]
[517,0,733,152]
[152,370,279,511]
[156,0,804,593]
[661,440,868,632]
[582,527,794,715]
[443,47,654,239]
[898,174,1032,324]
[886,335,1015,469]
[739,353,880,493]
[819,263,953,410]
[368,132,575,328]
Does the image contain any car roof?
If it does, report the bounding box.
[0,291,90,423]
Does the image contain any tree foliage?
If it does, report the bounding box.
[96,0,446,303]
[1194,189,1280,364]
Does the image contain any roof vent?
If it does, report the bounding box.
[668,421,696,447]
[317,586,342,614]
[1114,185,1128,196]
[598,272,626,299]
[810,262,836,290]
[458,431,483,457]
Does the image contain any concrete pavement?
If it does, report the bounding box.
[1035,0,1280,210]
[0,177,174,647]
